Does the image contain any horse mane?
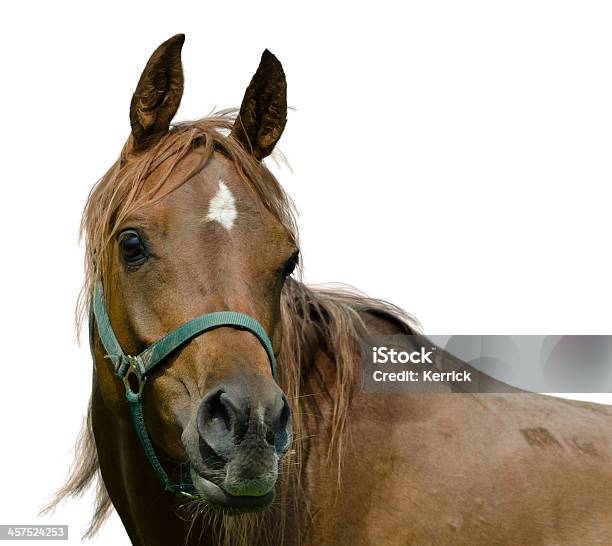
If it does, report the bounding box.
[43,111,419,543]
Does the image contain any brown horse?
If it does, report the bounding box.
[48,34,612,545]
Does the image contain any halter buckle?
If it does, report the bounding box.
[122,355,146,398]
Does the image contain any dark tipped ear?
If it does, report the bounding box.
[129,34,185,153]
[231,50,287,160]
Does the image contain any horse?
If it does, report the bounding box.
[46,34,612,545]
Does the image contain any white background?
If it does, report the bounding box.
[1,1,611,544]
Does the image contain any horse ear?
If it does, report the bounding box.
[129,34,185,153]
[231,50,287,160]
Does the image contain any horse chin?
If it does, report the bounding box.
[189,468,276,514]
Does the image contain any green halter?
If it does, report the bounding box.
[89,282,277,497]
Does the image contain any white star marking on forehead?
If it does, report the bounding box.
[206,180,237,230]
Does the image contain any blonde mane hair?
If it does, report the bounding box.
[44,111,418,545]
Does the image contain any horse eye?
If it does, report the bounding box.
[118,230,146,265]
[282,250,300,278]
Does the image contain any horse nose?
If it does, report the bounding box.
[196,384,292,460]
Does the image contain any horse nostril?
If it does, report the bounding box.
[197,388,233,439]
[197,388,242,464]
[273,395,292,453]
[211,391,232,432]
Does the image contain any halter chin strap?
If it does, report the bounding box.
[89,282,277,497]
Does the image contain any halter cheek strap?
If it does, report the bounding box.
[89,282,277,497]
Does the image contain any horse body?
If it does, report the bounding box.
[299,317,612,545]
[50,35,612,545]
[310,376,612,544]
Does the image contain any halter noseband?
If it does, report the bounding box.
[89,282,277,497]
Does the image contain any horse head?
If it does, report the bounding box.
[88,35,298,513]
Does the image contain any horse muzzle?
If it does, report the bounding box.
[185,381,292,512]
